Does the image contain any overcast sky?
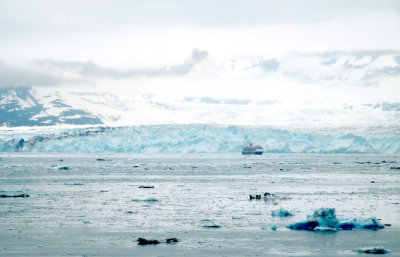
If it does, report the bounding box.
[1,0,399,109]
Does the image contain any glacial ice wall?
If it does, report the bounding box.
[0,125,399,154]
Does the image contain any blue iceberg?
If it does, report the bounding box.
[271,208,293,217]
[288,208,385,231]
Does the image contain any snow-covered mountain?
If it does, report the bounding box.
[1,84,400,128]
[0,87,102,126]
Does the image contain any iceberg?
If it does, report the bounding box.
[271,208,293,217]
[288,208,385,231]
[355,247,390,254]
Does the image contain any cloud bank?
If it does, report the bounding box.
[34,49,208,79]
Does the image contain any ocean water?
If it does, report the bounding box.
[1,153,399,256]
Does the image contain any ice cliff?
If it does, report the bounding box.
[0,125,399,154]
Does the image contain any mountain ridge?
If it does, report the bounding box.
[0,87,103,126]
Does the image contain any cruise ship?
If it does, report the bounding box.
[242,143,264,155]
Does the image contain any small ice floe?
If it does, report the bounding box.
[355,247,390,254]
[0,193,29,198]
[137,238,159,245]
[202,225,221,229]
[58,166,71,170]
[137,237,179,246]
[249,194,262,200]
[287,208,385,231]
[138,185,154,189]
[132,198,159,202]
[232,216,243,220]
[271,208,293,217]
[250,192,290,201]
[261,225,277,231]
[165,238,179,244]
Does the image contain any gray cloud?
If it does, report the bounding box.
[257,59,280,72]
[298,49,400,59]
[394,56,400,65]
[35,49,208,79]
[0,62,79,88]
[319,57,337,66]
[245,59,280,73]
[343,55,378,69]
[278,50,400,85]
[1,0,397,52]
[364,66,400,79]
[2,0,391,36]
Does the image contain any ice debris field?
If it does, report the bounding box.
[1,154,399,256]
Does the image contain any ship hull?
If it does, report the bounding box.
[242,151,263,155]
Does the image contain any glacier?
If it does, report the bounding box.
[0,124,399,154]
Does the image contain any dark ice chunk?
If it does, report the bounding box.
[137,238,160,245]
[287,221,318,231]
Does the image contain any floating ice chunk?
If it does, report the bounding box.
[202,225,221,229]
[137,238,160,245]
[138,185,154,189]
[0,193,29,198]
[137,237,179,245]
[132,198,159,202]
[271,208,293,217]
[311,208,338,229]
[288,208,338,231]
[355,247,390,254]
[232,216,243,220]
[165,238,178,244]
[356,217,385,230]
[287,221,318,231]
[288,208,384,231]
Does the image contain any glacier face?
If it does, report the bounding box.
[0,125,399,154]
